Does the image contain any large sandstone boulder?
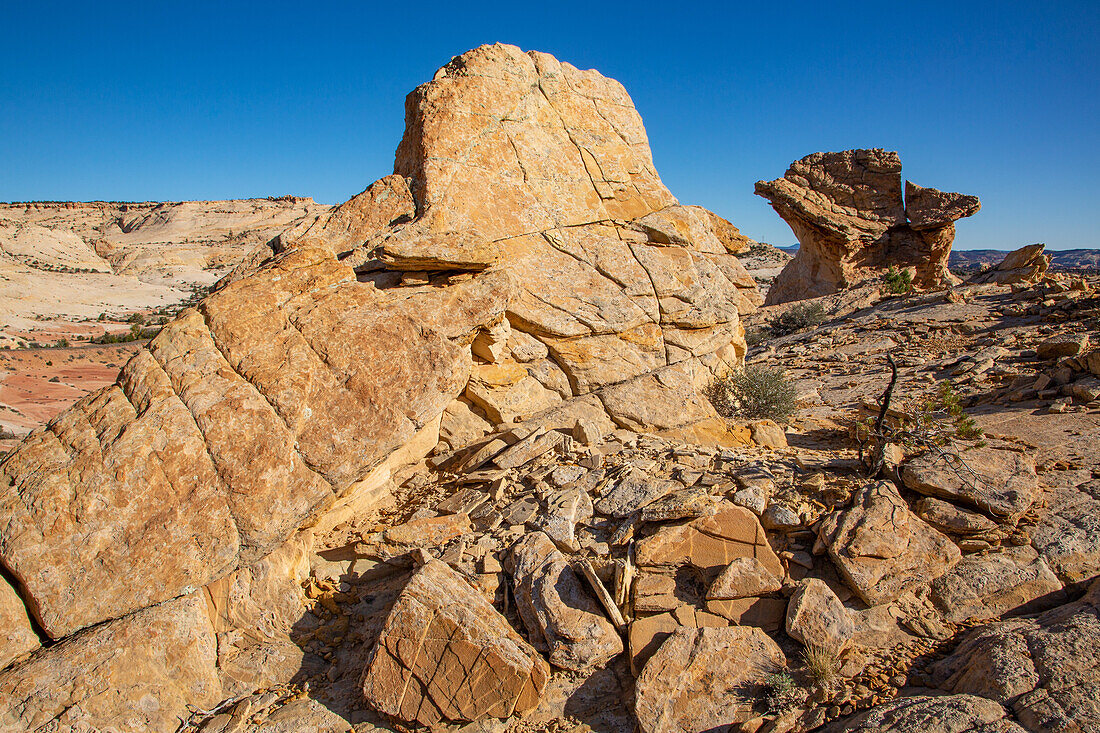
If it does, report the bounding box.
[390,43,758,435]
[360,560,549,727]
[822,482,961,606]
[0,593,223,733]
[634,625,786,733]
[928,545,1063,624]
[756,149,980,304]
[932,576,1100,732]
[0,244,483,638]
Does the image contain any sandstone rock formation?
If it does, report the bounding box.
[0,593,224,732]
[0,43,766,729]
[360,560,548,727]
[969,243,1051,285]
[756,149,980,304]
[932,576,1100,732]
[8,41,1097,733]
[821,482,961,606]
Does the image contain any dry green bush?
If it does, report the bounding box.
[767,301,826,336]
[707,365,797,423]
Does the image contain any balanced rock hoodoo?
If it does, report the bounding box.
[756,149,980,304]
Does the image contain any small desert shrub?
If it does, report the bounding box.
[883,266,912,294]
[801,643,840,685]
[767,301,826,336]
[744,327,768,349]
[707,365,797,423]
[761,670,799,713]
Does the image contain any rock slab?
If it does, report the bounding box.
[634,626,786,733]
[361,559,549,727]
[823,482,960,606]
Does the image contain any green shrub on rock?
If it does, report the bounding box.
[707,365,798,423]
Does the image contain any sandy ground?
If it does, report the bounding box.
[0,343,143,452]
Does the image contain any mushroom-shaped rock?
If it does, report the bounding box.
[756,149,980,305]
[904,181,981,230]
[361,560,549,727]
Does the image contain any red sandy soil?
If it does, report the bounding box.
[0,343,143,453]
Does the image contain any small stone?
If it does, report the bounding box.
[707,557,784,600]
[572,419,604,446]
[785,578,855,655]
[384,513,473,547]
[762,503,802,531]
[731,486,768,516]
[595,469,678,518]
[1037,333,1089,360]
[749,419,787,448]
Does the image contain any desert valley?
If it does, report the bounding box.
[1,43,1098,733]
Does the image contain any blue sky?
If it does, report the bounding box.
[1,2,1096,250]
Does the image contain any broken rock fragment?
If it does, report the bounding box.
[785,578,855,655]
[636,503,784,578]
[595,468,679,518]
[634,626,786,733]
[706,556,784,600]
[509,532,623,670]
[361,560,548,727]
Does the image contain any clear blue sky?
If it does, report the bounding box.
[2,2,1097,250]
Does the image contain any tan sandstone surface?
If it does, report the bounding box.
[1,42,1099,733]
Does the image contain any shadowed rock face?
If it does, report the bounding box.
[756,149,981,304]
[0,43,760,659]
